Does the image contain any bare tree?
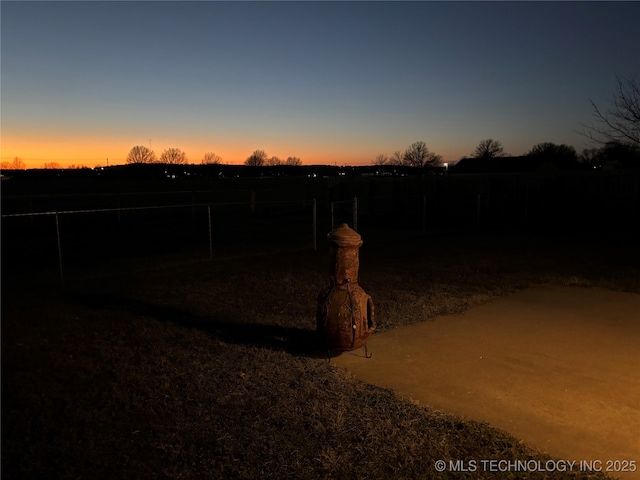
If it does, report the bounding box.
[373,154,389,166]
[528,142,576,158]
[527,142,578,167]
[472,139,505,159]
[8,157,26,169]
[126,145,156,164]
[285,156,302,166]
[582,142,640,168]
[390,150,404,166]
[266,156,282,166]
[403,141,442,168]
[160,147,187,164]
[581,75,640,148]
[579,147,601,167]
[43,162,61,169]
[245,149,268,167]
[202,152,222,165]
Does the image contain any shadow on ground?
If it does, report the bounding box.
[72,292,338,357]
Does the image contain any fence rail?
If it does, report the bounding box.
[4,169,639,283]
[1,198,362,282]
[1,186,317,217]
[1,200,301,218]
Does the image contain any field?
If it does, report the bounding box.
[2,174,638,479]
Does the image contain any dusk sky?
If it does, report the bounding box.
[2,1,639,168]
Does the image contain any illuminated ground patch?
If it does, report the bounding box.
[333,285,640,478]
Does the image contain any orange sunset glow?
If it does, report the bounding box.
[3,2,639,171]
[1,135,468,170]
[2,3,640,480]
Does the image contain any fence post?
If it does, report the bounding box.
[55,212,64,282]
[422,195,426,234]
[192,191,196,219]
[633,170,640,222]
[353,197,358,232]
[251,190,255,214]
[331,202,335,230]
[117,194,121,224]
[313,198,317,252]
[208,205,213,260]
[476,193,481,230]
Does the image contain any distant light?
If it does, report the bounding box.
[444,163,449,169]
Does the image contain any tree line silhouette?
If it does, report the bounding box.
[373,75,640,170]
[2,75,638,171]
[122,146,302,168]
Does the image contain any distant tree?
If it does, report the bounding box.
[579,147,603,168]
[266,156,282,166]
[527,142,578,168]
[472,139,505,159]
[373,154,389,166]
[160,147,187,164]
[528,142,577,160]
[245,149,268,167]
[581,75,640,148]
[126,145,156,164]
[402,141,442,168]
[285,156,302,166]
[390,151,404,166]
[67,164,89,169]
[596,141,640,168]
[202,152,222,165]
[8,157,26,169]
[0,161,12,170]
[43,162,61,169]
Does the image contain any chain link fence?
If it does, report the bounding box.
[4,169,638,282]
[2,198,341,281]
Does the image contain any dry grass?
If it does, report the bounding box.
[3,229,636,479]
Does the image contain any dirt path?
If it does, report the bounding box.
[333,286,640,478]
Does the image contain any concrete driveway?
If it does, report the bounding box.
[333,286,640,478]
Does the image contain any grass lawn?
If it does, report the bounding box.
[3,227,636,479]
